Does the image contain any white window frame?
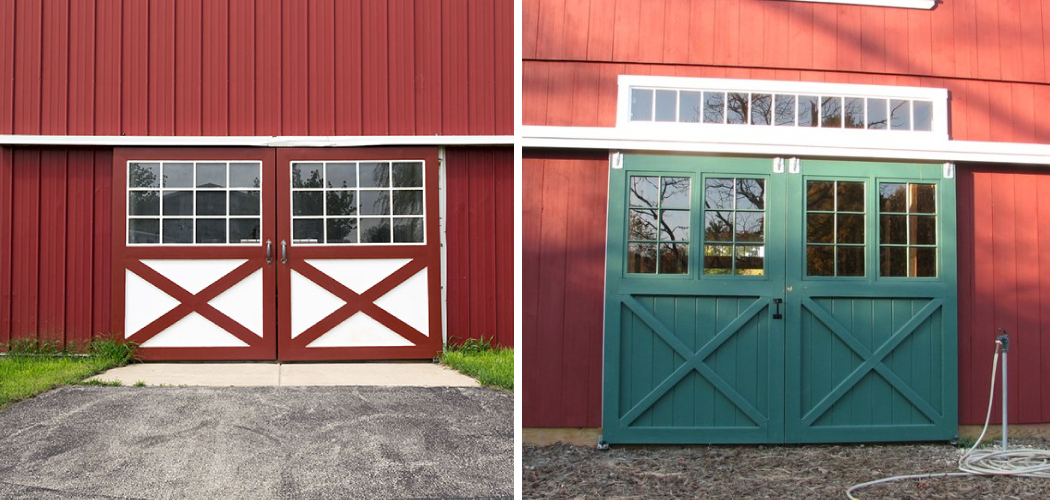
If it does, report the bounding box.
[617,75,949,142]
[778,0,935,9]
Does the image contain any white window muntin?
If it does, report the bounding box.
[617,76,949,140]
[126,160,263,246]
[289,160,426,246]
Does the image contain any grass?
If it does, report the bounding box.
[0,338,137,411]
[440,337,513,392]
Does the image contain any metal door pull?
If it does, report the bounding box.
[266,240,273,264]
[281,240,288,264]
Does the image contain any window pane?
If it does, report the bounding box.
[360,190,391,216]
[393,217,425,243]
[844,97,864,129]
[629,209,658,240]
[704,245,732,274]
[359,162,390,188]
[655,90,677,122]
[837,214,864,244]
[821,96,842,128]
[807,181,834,211]
[392,190,423,215]
[660,210,690,242]
[807,213,834,243]
[229,163,261,188]
[679,91,701,123]
[890,99,911,130]
[661,177,691,209]
[196,191,226,216]
[196,219,226,244]
[293,191,324,216]
[910,184,936,213]
[705,211,733,242]
[659,243,689,274]
[630,89,653,121]
[726,92,748,124]
[910,215,936,245]
[163,190,193,216]
[837,182,864,212]
[196,162,226,188]
[360,218,391,243]
[163,219,193,244]
[736,179,765,210]
[293,218,323,243]
[880,246,907,277]
[880,215,907,244]
[703,92,725,123]
[774,94,795,126]
[162,162,193,188]
[807,246,834,276]
[751,94,772,125]
[326,218,358,244]
[879,183,907,212]
[393,162,423,188]
[129,191,159,216]
[630,176,659,207]
[735,245,764,275]
[230,191,261,216]
[736,212,764,242]
[798,95,819,127]
[628,243,657,273]
[704,178,734,209]
[913,101,933,131]
[129,219,160,244]
[293,163,324,188]
[129,162,160,188]
[912,247,937,277]
[326,162,357,188]
[326,191,357,216]
[230,219,261,244]
[867,98,888,130]
[837,247,865,276]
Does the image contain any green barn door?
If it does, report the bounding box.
[603,155,957,445]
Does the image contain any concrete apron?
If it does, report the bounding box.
[88,362,480,387]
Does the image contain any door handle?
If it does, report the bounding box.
[266,240,273,264]
[773,298,783,320]
[281,240,288,264]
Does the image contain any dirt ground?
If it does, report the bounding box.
[523,438,1050,499]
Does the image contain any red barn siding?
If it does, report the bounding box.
[0,147,112,349]
[958,166,1050,425]
[0,0,513,137]
[445,147,514,348]
[522,151,608,428]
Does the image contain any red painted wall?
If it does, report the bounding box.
[522,151,608,427]
[958,166,1050,425]
[0,0,513,137]
[0,147,113,349]
[523,0,1050,143]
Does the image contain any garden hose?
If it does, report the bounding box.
[846,339,1050,499]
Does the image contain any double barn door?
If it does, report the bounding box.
[113,147,442,361]
[604,155,957,444]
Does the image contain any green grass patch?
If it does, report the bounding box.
[440,337,513,392]
[0,338,136,411]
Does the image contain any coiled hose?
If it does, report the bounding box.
[846,340,1050,499]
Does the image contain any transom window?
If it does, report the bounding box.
[291,161,425,245]
[627,175,691,274]
[806,180,866,277]
[703,177,766,276]
[879,183,937,277]
[127,161,262,245]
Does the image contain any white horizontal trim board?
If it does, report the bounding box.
[0,135,514,147]
[779,0,935,8]
[522,125,1050,167]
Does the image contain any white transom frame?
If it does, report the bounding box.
[616,75,949,140]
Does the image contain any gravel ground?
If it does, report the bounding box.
[524,438,1050,499]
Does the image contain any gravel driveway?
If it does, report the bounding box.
[524,439,1050,499]
[0,385,512,499]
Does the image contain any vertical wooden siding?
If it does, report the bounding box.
[958,166,1050,425]
[522,151,608,427]
[0,147,112,348]
[0,0,513,137]
[445,147,514,348]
